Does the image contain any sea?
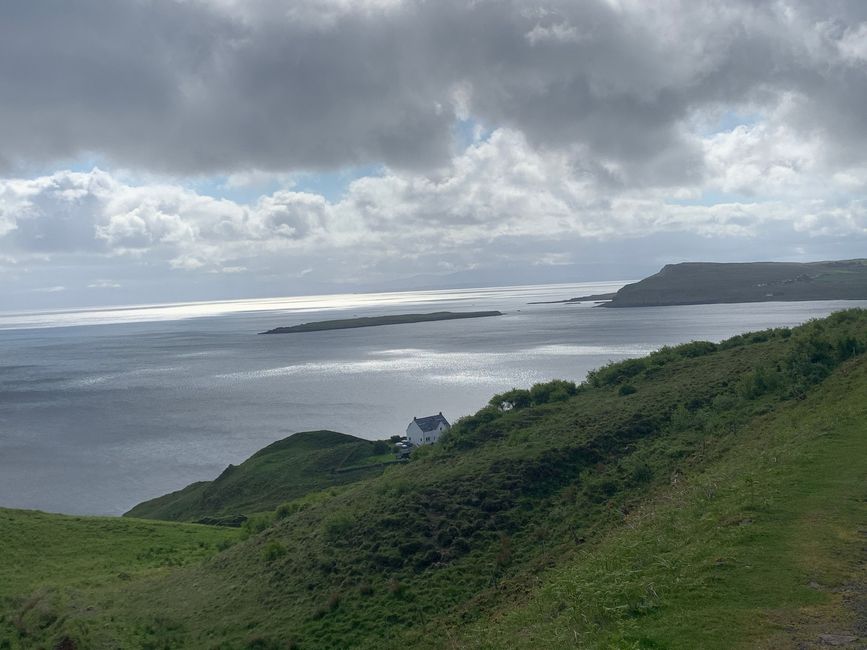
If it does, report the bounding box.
[1,281,864,516]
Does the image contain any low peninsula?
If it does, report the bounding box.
[545,259,867,308]
[260,310,502,334]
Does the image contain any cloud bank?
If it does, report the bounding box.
[1,0,867,306]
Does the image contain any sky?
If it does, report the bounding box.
[1,0,867,310]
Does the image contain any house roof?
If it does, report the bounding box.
[412,413,450,432]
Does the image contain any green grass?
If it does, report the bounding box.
[1,310,865,648]
[0,510,239,598]
[0,509,237,647]
[125,430,393,521]
[454,347,867,648]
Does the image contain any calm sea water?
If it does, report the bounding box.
[1,282,864,516]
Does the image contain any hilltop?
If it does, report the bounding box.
[126,430,396,523]
[593,259,867,307]
[2,310,866,648]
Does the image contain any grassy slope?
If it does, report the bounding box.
[606,259,867,307]
[125,430,393,522]
[0,510,237,646]
[1,311,865,649]
[457,346,867,648]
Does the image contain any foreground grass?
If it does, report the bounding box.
[0,510,238,599]
[0,510,237,647]
[455,355,867,648]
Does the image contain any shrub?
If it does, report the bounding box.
[415,549,441,570]
[241,513,274,539]
[261,539,286,563]
[489,388,531,411]
[451,537,471,554]
[676,340,717,358]
[275,502,298,519]
[322,513,354,542]
[835,336,865,362]
[528,379,578,405]
[736,365,781,400]
[669,404,693,432]
[630,463,653,484]
[495,534,512,568]
[618,384,637,396]
[587,358,646,387]
[387,578,403,595]
[326,591,341,611]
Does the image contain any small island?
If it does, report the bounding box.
[260,310,503,334]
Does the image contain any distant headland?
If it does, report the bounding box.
[260,310,503,334]
[542,259,867,308]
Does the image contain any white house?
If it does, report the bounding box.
[406,412,450,446]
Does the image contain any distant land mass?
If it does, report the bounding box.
[551,259,867,307]
[261,310,502,334]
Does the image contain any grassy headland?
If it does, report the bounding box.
[261,311,502,334]
[125,430,396,523]
[2,310,866,648]
[597,259,867,307]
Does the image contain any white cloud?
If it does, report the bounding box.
[525,22,584,45]
[1,120,866,291]
[87,279,122,289]
[837,22,867,63]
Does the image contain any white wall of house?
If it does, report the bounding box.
[405,420,448,446]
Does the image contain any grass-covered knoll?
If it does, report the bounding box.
[2,310,866,649]
[125,430,394,522]
[603,259,867,307]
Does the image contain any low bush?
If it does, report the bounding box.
[261,539,286,563]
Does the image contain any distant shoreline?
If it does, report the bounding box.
[535,260,867,308]
[528,293,616,305]
[260,310,503,334]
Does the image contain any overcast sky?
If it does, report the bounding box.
[2,0,867,309]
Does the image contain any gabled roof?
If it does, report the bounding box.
[412,413,450,432]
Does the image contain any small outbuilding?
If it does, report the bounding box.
[406,412,450,446]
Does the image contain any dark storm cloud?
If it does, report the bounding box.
[2,0,867,180]
[0,0,456,174]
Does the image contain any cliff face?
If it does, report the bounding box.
[606,259,867,307]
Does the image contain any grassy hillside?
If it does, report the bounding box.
[0,509,237,647]
[602,259,867,307]
[126,430,395,522]
[457,342,867,648]
[2,310,865,649]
